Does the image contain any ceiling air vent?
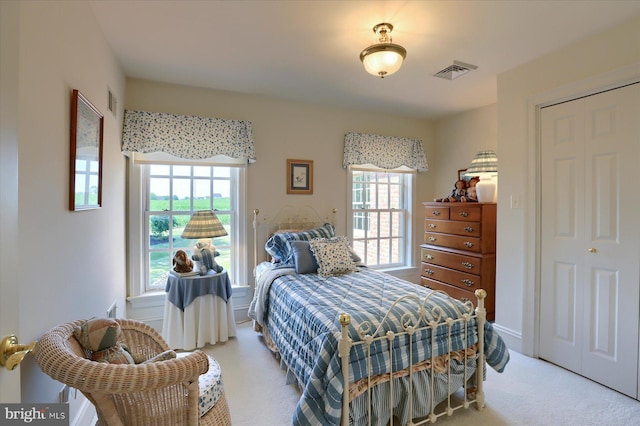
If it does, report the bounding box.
[434,60,478,80]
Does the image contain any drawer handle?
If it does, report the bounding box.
[464,241,474,248]
[432,211,440,216]
[425,285,433,290]
[459,211,469,217]
[461,279,475,287]
[424,269,434,275]
[429,237,437,242]
[425,254,434,260]
[464,226,474,233]
[428,224,436,229]
[461,262,474,269]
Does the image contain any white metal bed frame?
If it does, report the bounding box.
[338,289,486,425]
[252,207,487,425]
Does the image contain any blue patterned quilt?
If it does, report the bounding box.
[248,265,510,426]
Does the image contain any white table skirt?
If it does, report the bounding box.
[162,294,236,350]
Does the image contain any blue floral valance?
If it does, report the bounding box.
[122,110,256,163]
[343,132,428,172]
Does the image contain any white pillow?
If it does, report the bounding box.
[309,236,358,277]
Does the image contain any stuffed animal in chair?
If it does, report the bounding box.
[191,241,223,274]
[73,318,134,364]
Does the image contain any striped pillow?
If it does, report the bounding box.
[265,223,335,265]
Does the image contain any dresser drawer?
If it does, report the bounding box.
[449,205,482,222]
[424,219,481,237]
[421,278,475,304]
[424,206,450,220]
[420,278,495,321]
[424,232,481,252]
[421,263,482,290]
[421,247,483,273]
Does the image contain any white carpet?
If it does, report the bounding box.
[204,321,640,426]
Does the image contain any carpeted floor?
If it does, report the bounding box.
[204,321,640,426]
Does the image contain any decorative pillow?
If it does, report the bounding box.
[74,318,121,352]
[265,223,335,264]
[74,318,135,365]
[309,236,358,277]
[290,241,319,274]
[92,346,135,364]
[141,349,177,364]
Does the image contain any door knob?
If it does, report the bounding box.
[588,247,597,253]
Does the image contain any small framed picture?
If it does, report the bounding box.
[70,89,103,211]
[287,159,313,195]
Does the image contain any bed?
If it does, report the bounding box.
[248,208,509,426]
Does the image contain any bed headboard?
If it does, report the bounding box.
[252,205,337,267]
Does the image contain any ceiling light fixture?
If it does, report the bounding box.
[360,23,407,78]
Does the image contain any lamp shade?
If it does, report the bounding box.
[463,150,498,176]
[464,151,498,203]
[181,210,228,239]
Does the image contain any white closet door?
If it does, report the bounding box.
[539,83,640,398]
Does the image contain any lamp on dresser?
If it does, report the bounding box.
[463,150,498,203]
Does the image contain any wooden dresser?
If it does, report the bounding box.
[420,202,496,321]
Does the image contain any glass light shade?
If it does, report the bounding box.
[360,45,406,78]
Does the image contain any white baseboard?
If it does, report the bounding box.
[491,322,523,354]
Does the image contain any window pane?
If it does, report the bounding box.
[173,165,191,177]
[149,253,170,289]
[366,239,378,265]
[173,178,191,211]
[149,214,172,247]
[213,168,230,178]
[391,211,403,237]
[150,164,170,175]
[391,238,401,264]
[379,238,391,264]
[150,178,170,211]
[193,166,211,177]
[379,212,391,237]
[194,179,211,201]
[390,184,401,209]
[213,184,231,210]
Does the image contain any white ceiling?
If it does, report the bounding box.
[89,1,640,119]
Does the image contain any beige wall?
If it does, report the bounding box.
[495,17,640,354]
[3,1,127,409]
[125,79,436,287]
[432,104,497,198]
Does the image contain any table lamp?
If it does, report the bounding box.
[181,210,228,272]
[463,150,498,203]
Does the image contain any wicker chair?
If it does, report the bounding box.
[34,318,231,426]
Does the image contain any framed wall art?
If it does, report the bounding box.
[286,159,313,195]
[70,89,104,211]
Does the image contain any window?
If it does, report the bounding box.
[348,168,413,268]
[129,162,247,295]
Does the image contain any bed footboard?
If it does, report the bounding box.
[339,289,487,425]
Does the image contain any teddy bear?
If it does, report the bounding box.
[173,249,194,273]
[191,240,223,274]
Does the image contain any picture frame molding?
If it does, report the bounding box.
[70,89,104,211]
[286,159,313,195]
